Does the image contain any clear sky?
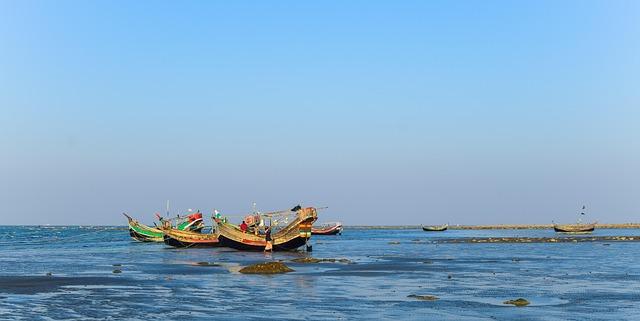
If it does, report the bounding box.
[1,1,638,225]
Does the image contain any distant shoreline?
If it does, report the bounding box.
[346,223,640,230]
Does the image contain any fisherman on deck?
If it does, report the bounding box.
[264,226,273,252]
[240,220,248,233]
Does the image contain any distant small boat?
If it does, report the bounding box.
[163,228,220,248]
[422,224,448,232]
[554,205,596,233]
[553,223,596,233]
[312,222,343,235]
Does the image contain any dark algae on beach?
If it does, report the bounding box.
[504,298,530,307]
[238,262,294,274]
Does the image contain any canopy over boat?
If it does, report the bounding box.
[216,206,318,251]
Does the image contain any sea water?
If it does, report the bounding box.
[1,226,639,320]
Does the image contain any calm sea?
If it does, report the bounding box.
[1,226,639,320]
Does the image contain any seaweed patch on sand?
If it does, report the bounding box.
[239,262,294,274]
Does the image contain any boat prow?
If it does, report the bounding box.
[123,213,164,242]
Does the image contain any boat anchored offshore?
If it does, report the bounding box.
[553,205,596,233]
[553,222,596,233]
[312,222,343,235]
[216,206,318,251]
[422,224,448,232]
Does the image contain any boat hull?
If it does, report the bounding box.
[162,229,220,248]
[129,228,163,242]
[217,234,308,251]
[312,225,343,235]
[553,224,595,233]
[125,213,164,242]
[422,225,448,232]
[163,235,220,248]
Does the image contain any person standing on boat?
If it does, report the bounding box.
[264,226,273,252]
[240,220,248,233]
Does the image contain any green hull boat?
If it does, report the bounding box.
[124,213,205,242]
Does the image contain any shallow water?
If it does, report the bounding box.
[1,226,639,320]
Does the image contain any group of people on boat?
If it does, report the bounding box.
[240,220,273,251]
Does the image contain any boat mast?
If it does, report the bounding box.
[166,200,170,217]
[578,205,586,224]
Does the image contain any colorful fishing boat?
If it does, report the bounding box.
[124,211,206,242]
[312,222,343,235]
[124,213,165,242]
[162,228,220,248]
[422,224,448,232]
[216,206,318,251]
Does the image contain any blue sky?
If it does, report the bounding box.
[1,1,638,225]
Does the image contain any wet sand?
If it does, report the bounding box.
[0,276,130,294]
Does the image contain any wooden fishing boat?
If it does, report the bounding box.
[422,224,448,232]
[312,222,343,235]
[162,227,220,248]
[554,206,596,233]
[216,207,318,251]
[124,213,164,242]
[124,212,207,242]
[553,223,596,233]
